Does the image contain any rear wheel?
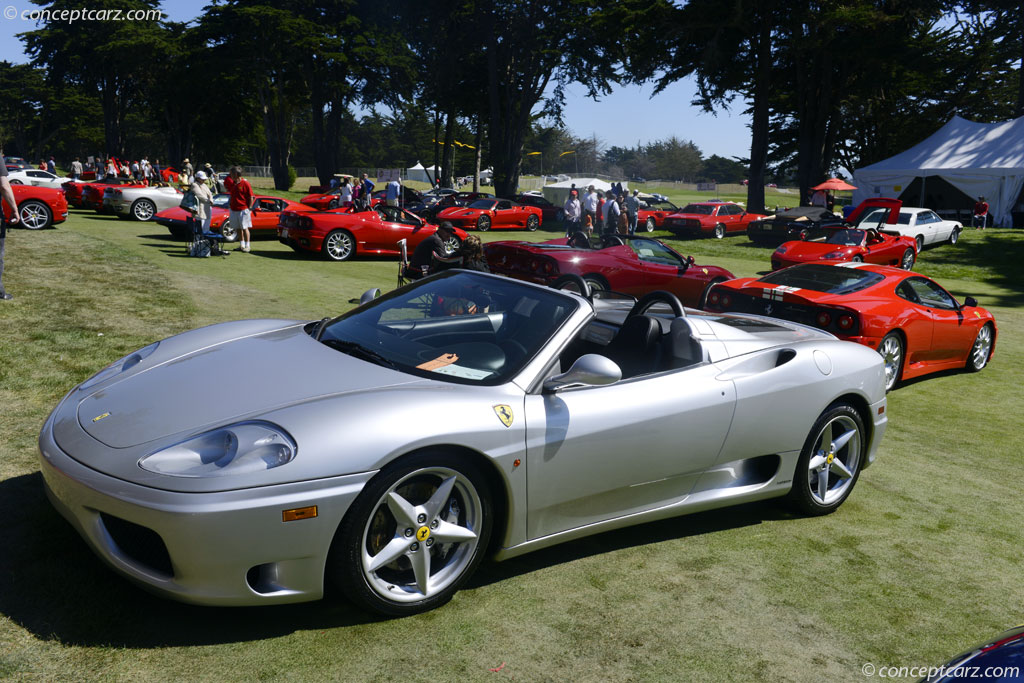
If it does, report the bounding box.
[915,235,924,252]
[476,215,491,231]
[583,275,608,293]
[900,248,915,270]
[328,198,339,209]
[322,229,355,261]
[18,200,51,229]
[713,223,726,239]
[442,234,461,256]
[220,218,237,242]
[966,323,993,372]
[526,214,540,231]
[786,402,865,516]
[878,332,904,391]
[330,451,492,616]
[130,198,156,221]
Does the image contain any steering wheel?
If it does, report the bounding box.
[567,231,591,249]
[601,234,625,248]
[626,290,684,319]
[551,273,591,299]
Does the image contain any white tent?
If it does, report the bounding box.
[541,177,618,207]
[406,162,431,184]
[853,115,1024,227]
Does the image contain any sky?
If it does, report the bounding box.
[0,0,753,160]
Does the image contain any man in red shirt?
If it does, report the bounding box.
[973,196,989,230]
[224,166,255,251]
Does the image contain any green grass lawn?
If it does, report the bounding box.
[0,209,1022,681]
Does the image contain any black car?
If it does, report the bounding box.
[746,206,844,246]
[515,193,564,225]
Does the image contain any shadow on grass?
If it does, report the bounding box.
[0,473,379,647]
[924,230,1024,308]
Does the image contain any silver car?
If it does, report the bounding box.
[39,272,888,616]
[103,185,183,221]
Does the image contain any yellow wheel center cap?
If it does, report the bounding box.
[416,526,431,542]
[826,452,835,465]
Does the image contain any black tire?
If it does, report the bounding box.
[786,402,865,516]
[878,332,904,392]
[130,198,157,221]
[949,227,960,245]
[322,229,356,261]
[966,323,994,372]
[220,218,237,242]
[476,215,491,231]
[799,228,810,241]
[915,235,924,252]
[713,223,726,239]
[330,451,493,616]
[583,275,607,293]
[18,200,52,230]
[851,255,864,263]
[900,248,915,270]
[328,198,339,209]
[526,214,540,231]
[644,217,656,232]
[552,273,591,297]
[8,179,22,185]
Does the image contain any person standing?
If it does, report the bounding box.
[385,178,401,207]
[70,157,83,180]
[811,188,827,207]
[182,158,194,183]
[973,196,989,229]
[625,189,640,235]
[582,185,598,231]
[360,173,375,209]
[1,154,21,300]
[190,171,215,235]
[563,190,581,237]
[224,166,255,252]
[339,177,352,207]
[603,193,620,235]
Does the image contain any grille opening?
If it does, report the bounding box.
[100,513,173,577]
[246,563,281,594]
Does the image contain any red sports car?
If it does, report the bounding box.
[636,196,680,232]
[703,262,996,391]
[662,202,767,239]
[154,194,314,241]
[483,234,734,308]
[771,224,918,271]
[83,179,146,212]
[277,204,468,261]
[417,191,495,220]
[3,185,69,230]
[437,198,543,231]
[62,177,137,208]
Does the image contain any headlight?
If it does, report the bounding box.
[79,342,160,391]
[823,251,843,259]
[139,421,296,477]
[775,245,787,254]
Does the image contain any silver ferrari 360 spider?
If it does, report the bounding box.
[39,271,888,616]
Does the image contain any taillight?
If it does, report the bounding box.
[837,314,855,331]
[543,262,553,274]
[816,311,832,327]
[720,294,732,307]
[708,291,720,305]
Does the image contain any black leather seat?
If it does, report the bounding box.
[602,315,662,378]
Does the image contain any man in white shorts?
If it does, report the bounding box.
[224,166,255,252]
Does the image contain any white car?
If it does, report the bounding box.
[103,185,183,221]
[7,169,72,189]
[857,204,962,251]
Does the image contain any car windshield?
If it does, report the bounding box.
[467,199,498,209]
[759,264,884,294]
[212,194,230,208]
[318,271,579,385]
[680,204,713,214]
[825,228,864,246]
[645,200,678,211]
[628,238,685,266]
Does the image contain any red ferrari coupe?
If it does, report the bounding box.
[277,204,468,262]
[3,185,69,230]
[662,202,767,239]
[154,194,313,241]
[436,198,543,231]
[703,262,996,391]
[771,224,918,271]
[483,234,734,308]
[636,195,680,232]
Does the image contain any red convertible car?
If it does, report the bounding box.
[704,263,996,391]
[3,185,69,230]
[154,194,313,241]
[662,202,767,239]
[771,224,918,271]
[277,204,468,261]
[437,198,544,231]
[62,177,139,208]
[83,179,147,212]
[483,234,734,308]
[636,195,680,232]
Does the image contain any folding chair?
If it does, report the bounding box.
[397,239,411,287]
[188,216,228,257]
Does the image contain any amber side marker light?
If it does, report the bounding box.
[878,406,885,415]
[283,506,318,522]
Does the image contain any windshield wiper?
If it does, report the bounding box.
[312,317,331,340]
[321,338,397,369]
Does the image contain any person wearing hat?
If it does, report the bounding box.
[408,221,460,278]
[190,171,215,237]
[625,189,640,235]
[973,196,989,229]
[182,158,194,180]
[563,189,581,237]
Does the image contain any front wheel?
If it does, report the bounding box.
[322,229,355,261]
[526,214,540,231]
[476,215,491,231]
[878,332,903,391]
[851,255,864,263]
[644,217,656,233]
[949,227,960,245]
[786,403,865,516]
[900,248,915,270]
[713,223,726,239]
[18,200,52,229]
[966,323,993,372]
[330,452,493,616]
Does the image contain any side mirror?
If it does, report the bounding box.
[963,296,978,308]
[359,288,381,305]
[543,354,621,392]
[687,255,695,265]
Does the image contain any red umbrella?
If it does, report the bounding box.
[812,177,857,191]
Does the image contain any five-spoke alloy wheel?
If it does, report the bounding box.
[787,403,865,515]
[878,332,903,391]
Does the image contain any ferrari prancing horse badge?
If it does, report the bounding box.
[493,404,514,428]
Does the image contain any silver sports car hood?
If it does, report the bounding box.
[74,321,423,449]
